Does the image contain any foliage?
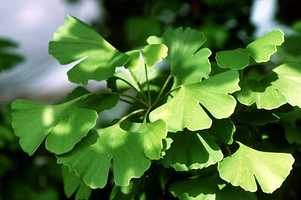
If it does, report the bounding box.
[7,15,301,199]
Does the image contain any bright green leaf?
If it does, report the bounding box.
[218,142,294,193]
[11,93,117,155]
[150,71,240,132]
[247,29,284,63]
[57,120,167,188]
[49,16,129,84]
[163,27,211,86]
[161,133,223,171]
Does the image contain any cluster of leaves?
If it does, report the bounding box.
[10,16,301,199]
[0,38,23,72]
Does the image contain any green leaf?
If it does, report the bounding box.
[218,142,294,193]
[57,120,167,188]
[215,30,284,69]
[49,16,129,84]
[216,48,249,70]
[237,63,301,109]
[62,166,91,200]
[150,71,240,132]
[170,174,257,200]
[163,27,211,86]
[11,93,118,155]
[161,133,223,171]
[247,29,284,63]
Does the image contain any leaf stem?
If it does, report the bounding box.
[144,63,151,106]
[152,74,172,107]
[119,109,145,123]
[115,76,139,92]
[119,93,148,107]
[119,98,135,105]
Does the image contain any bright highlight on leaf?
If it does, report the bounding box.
[57,120,167,188]
[49,16,129,84]
[218,142,294,193]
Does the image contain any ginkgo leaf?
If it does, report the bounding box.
[237,63,301,109]
[57,120,167,188]
[150,71,240,132]
[170,175,257,200]
[11,93,118,155]
[114,44,168,91]
[218,142,294,193]
[216,30,284,69]
[247,29,284,63]
[163,27,211,86]
[62,166,91,200]
[49,16,129,84]
[216,48,249,70]
[161,133,223,171]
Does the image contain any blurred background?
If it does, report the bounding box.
[0,0,301,199]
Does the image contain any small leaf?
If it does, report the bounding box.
[49,16,129,84]
[11,93,117,155]
[57,120,167,188]
[161,133,223,171]
[150,71,240,132]
[218,142,294,193]
[247,29,284,63]
[216,48,249,70]
[278,108,301,144]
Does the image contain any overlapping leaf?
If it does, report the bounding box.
[161,133,223,171]
[170,174,257,200]
[218,142,294,193]
[62,166,91,200]
[57,120,167,188]
[237,63,301,109]
[216,30,284,69]
[150,71,240,132]
[49,16,129,84]
[11,92,118,155]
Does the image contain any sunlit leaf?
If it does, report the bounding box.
[57,120,167,188]
[218,142,294,193]
[49,16,129,84]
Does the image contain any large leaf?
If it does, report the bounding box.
[161,133,223,171]
[170,175,257,200]
[11,93,118,155]
[237,63,301,109]
[216,30,284,69]
[57,120,167,188]
[218,142,294,193]
[150,71,240,132]
[49,16,129,84]
[163,27,211,86]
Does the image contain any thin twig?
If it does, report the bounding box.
[119,109,145,123]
